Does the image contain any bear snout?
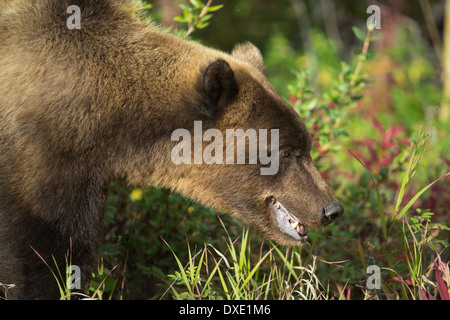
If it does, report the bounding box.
[320,202,344,226]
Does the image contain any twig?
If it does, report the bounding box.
[350,28,373,90]
[419,0,442,61]
[185,0,213,37]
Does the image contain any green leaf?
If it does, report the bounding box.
[303,98,317,111]
[196,22,210,29]
[430,222,450,232]
[207,4,224,12]
[352,26,366,41]
[190,0,204,8]
[173,16,188,23]
[200,14,213,22]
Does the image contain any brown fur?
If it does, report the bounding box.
[0,0,342,299]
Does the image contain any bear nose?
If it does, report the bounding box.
[321,202,344,225]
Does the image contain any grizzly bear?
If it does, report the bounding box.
[0,0,343,299]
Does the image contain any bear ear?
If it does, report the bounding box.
[202,59,239,114]
[231,42,265,73]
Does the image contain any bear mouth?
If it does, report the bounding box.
[267,196,308,242]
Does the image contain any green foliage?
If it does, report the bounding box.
[88,259,117,300]
[287,27,374,167]
[174,0,224,37]
[164,221,328,300]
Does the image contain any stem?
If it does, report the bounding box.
[185,0,213,38]
[440,0,450,122]
[349,28,373,90]
[200,0,213,17]
[186,13,195,38]
[419,0,442,61]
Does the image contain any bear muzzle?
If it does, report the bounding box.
[266,196,344,242]
[267,196,308,242]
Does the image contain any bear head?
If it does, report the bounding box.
[158,42,344,245]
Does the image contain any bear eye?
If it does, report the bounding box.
[281,151,290,158]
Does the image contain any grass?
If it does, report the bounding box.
[162,220,329,300]
[162,211,448,300]
[31,243,118,300]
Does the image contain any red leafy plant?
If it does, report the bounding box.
[419,254,450,300]
[351,119,409,175]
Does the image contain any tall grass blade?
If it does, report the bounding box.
[216,265,231,299]
[391,172,450,228]
[30,247,66,299]
[271,245,299,282]
[162,238,194,298]
[394,127,430,213]
[356,240,367,271]
[237,247,274,294]
[395,146,415,213]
